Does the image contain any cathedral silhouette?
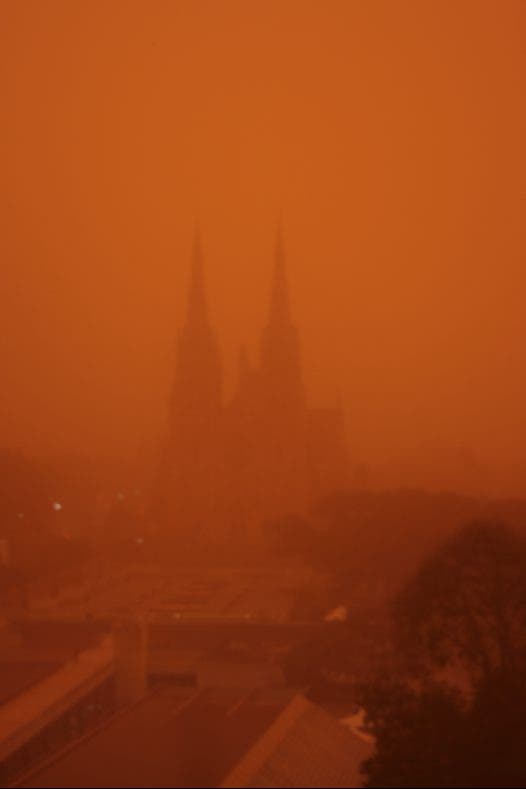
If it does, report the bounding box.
[155,226,348,543]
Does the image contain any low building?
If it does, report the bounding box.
[20,691,371,788]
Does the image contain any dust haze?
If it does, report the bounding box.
[1,2,526,788]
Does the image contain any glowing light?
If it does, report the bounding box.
[52,502,62,511]
[325,605,348,622]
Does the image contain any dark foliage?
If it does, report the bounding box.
[360,520,526,787]
[394,520,526,682]
[359,670,526,788]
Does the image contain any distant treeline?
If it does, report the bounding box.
[269,488,526,603]
[0,449,96,596]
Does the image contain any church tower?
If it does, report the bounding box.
[257,224,310,519]
[153,223,348,546]
[260,222,305,414]
[169,228,221,425]
[156,229,222,538]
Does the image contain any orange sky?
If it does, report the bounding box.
[1,0,525,495]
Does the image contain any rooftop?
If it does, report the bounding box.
[26,565,310,625]
[0,662,59,707]
[18,686,372,789]
[0,637,114,763]
[221,694,372,788]
[21,687,292,788]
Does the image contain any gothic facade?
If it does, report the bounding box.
[155,228,348,542]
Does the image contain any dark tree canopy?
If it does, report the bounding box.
[359,671,526,788]
[268,491,526,611]
[359,679,465,788]
[394,520,526,682]
[360,520,526,787]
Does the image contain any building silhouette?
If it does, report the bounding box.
[155,226,348,543]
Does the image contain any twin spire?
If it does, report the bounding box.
[186,226,209,327]
[269,219,292,326]
[185,222,292,329]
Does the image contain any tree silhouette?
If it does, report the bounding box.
[359,520,526,787]
[359,679,465,788]
[359,669,526,788]
[394,520,526,682]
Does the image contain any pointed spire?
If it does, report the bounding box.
[186,225,209,327]
[268,218,292,326]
